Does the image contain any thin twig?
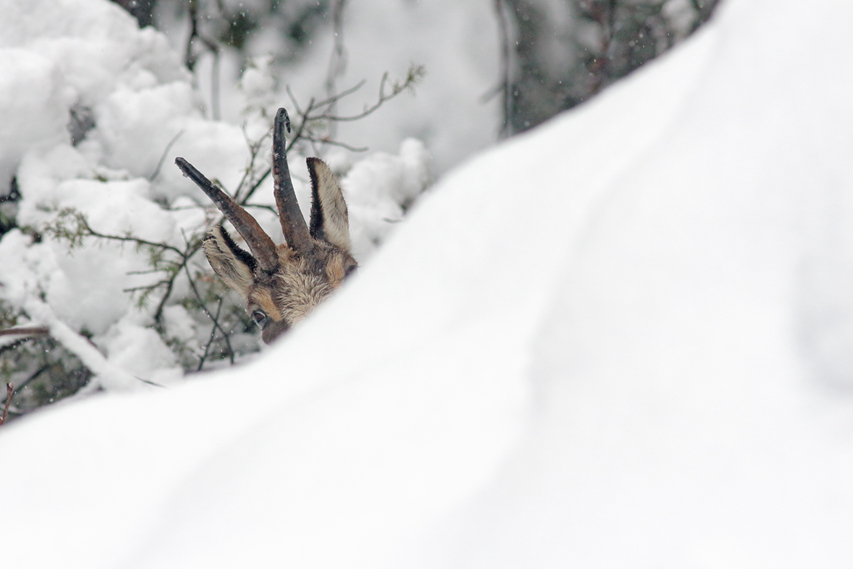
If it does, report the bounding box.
[152,272,178,325]
[311,72,421,123]
[0,337,34,357]
[71,213,186,257]
[150,130,185,181]
[233,127,273,203]
[493,0,512,136]
[123,279,174,293]
[150,243,203,325]
[299,136,367,152]
[1,364,49,407]
[210,48,221,121]
[311,79,366,111]
[243,204,279,215]
[1,383,13,425]
[285,85,308,118]
[183,264,235,364]
[238,168,272,205]
[126,268,169,276]
[197,296,225,371]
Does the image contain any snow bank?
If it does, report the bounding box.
[2,0,853,567]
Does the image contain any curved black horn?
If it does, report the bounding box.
[272,108,313,254]
[175,157,280,272]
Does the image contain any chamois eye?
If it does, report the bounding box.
[344,264,357,279]
[251,310,268,328]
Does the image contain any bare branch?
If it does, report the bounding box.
[299,136,367,153]
[150,130,185,182]
[237,167,272,205]
[312,68,424,123]
[197,296,225,371]
[0,383,12,425]
[3,364,49,406]
[311,79,367,110]
[123,280,174,293]
[183,264,235,365]
[0,327,49,338]
[243,204,280,215]
[233,126,272,202]
[48,210,186,257]
[493,0,513,136]
[285,85,310,118]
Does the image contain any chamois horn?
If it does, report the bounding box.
[175,157,279,272]
[272,108,313,255]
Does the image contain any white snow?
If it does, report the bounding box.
[2,0,853,567]
[0,49,69,190]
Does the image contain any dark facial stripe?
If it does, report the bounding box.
[307,157,327,242]
[217,224,257,273]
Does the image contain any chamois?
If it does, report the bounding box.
[175,108,356,343]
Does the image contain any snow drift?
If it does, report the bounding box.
[2,0,853,567]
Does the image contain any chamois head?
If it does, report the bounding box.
[175,108,357,343]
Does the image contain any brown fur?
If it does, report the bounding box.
[202,159,356,343]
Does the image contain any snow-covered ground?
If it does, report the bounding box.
[2,0,853,567]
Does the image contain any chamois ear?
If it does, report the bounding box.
[202,225,257,297]
[307,158,351,251]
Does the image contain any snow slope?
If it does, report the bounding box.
[2,0,853,567]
